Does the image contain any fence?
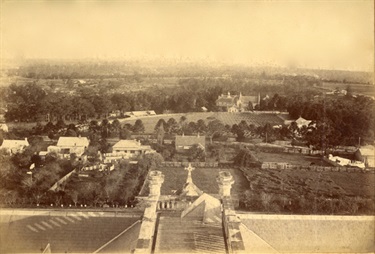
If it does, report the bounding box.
[160,161,219,168]
[260,162,375,173]
[49,169,76,191]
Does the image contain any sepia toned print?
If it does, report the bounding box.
[0,1,374,253]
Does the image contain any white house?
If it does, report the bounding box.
[0,123,8,132]
[355,145,375,168]
[0,138,29,154]
[112,139,153,156]
[50,136,89,156]
[295,117,312,128]
[328,154,365,169]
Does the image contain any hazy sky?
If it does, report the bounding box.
[1,1,374,71]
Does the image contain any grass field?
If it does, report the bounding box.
[321,82,375,96]
[152,167,249,196]
[242,167,375,198]
[120,112,283,134]
[254,151,331,166]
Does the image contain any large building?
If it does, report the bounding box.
[48,136,89,156]
[112,139,153,156]
[216,92,260,112]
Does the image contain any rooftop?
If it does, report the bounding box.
[0,139,29,148]
[175,135,205,147]
[240,214,375,253]
[56,136,89,147]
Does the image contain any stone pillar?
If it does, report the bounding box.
[216,171,235,197]
[148,170,164,197]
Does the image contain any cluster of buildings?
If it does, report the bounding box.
[216,92,260,112]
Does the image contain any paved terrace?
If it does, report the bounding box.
[239,214,375,253]
[0,209,142,253]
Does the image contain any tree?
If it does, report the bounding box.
[156,122,165,145]
[187,144,205,162]
[207,120,225,144]
[92,95,113,119]
[120,128,132,139]
[167,118,180,134]
[196,119,207,133]
[154,119,167,132]
[132,119,145,134]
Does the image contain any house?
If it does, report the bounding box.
[175,134,206,152]
[277,113,295,126]
[216,92,260,112]
[52,136,89,156]
[355,145,375,168]
[295,117,312,128]
[124,111,157,118]
[0,123,8,132]
[112,139,153,156]
[236,92,260,110]
[328,154,365,169]
[0,138,29,154]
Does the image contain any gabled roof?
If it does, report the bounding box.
[175,135,205,147]
[57,137,89,147]
[239,95,259,104]
[358,145,375,156]
[0,139,29,148]
[113,139,144,149]
[216,97,236,104]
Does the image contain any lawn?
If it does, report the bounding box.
[254,151,331,166]
[149,167,249,196]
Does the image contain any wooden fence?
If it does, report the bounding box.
[160,161,219,168]
[260,162,374,173]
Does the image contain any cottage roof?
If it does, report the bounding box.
[0,139,29,149]
[359,145,375,156]
[112,139,151,150]
[295,117,312,126]
[175,135,206,147]
[239,95,258,104]
[57,137,89,147]
[277,113,295,121]
[216,96,236,104]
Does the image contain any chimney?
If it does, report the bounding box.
[217,171,235,197]
[148,171,165,197]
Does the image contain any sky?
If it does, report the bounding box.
[1,0,374,71]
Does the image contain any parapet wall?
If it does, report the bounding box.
[222,197,246,253]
